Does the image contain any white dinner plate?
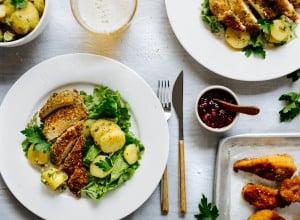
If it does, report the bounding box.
[165,0,300,81]
[0,53,169,219]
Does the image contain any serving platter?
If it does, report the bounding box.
[214,134,300,219]
[0,53,169,219]
[165,0,300,81]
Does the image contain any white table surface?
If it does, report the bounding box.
[1,0,300,220]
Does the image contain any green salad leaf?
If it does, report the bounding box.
[195,194,219,220]
[81,85,145,200]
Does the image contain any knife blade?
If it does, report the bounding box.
[172,71,186,214]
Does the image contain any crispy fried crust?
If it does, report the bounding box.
[62,135,85,176]
[248,209,286,220]
[242,183,290,209]
[39,90,83,121]
[67,166,89,198]
[42,103,87,141]
[50,121,84,166]
[279,176,300,202]
[233,154,297,181]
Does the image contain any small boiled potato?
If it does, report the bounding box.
[99,129,126,153]
[41,167,68,191]
[0,5,6,19]
[225,27,251,49]
[10,1,39,35]
[3,30,14,41]
[82,119,96,137]
[27,144,50,166]
[90,155,113,178]
[29,0,44,15]
[269,19,289,43]
[91,119,120,140]
[123,144,139,165]
[3,0,15,17]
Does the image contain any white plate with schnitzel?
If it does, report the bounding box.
[0,53,169,219]
[165,0,300,81]
[215,134,300,219]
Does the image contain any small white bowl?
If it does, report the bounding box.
[195,85,240,132]
[0,0,50,47]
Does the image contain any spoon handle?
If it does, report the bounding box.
[213,98,260,115]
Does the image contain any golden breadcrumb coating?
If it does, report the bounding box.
[279,176,300,203]
[248,209,286,220]
[234,154,297,181]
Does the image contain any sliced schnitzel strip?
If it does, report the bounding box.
[273,0,300,21]
[279,176,300,202]
[242,183,290,209]
[50,121,84,166]
[248,209,286,220]
[67,165,89,198]
[246,0,279,19]
[233,154,297,181]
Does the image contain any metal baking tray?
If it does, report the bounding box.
[214,134,300,220]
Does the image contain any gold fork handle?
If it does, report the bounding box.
[161,166,169,214]
[179,139,186,214]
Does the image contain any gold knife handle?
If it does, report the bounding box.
[179,139,186,214]
[161,166,169,214]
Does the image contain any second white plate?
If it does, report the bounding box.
[165,0,300,81]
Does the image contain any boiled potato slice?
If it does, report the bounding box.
[41,167,68,191]
[99,129,126,153]
[225,27,251,49]
[91,119,120,143]
[82,119,96,137]
[3,0,15,17]
[10,2,39,35]
[123,144,139,165]
[90,155,113,178]
[269,19,289,43]
[0,5,6,19]
[27,144,50,166]
[29,0,44,15]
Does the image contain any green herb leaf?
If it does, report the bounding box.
[95,157,113,172]
[258,18,273,34]
[279,92,300,122]
[243,45,266,59]
[9,0,28,8]
[287,69,300,82]
[201,0,223,33]
[195,194,219,220]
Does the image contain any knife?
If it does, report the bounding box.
[172,71,186,214]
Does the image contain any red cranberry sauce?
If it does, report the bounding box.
[197,89,237,128]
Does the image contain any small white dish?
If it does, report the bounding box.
[0,0,50,47]
[195,85,240,132]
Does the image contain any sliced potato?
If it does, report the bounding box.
[91,119,120,143]
[225,27,251,49]
[10,2,39,35]
[3,0,15,17]
[269,19,289,43]
[90,155,113,178]
[0,4,6,19]
[3,30,14,41]
[27,144,50,166]
[82,119,96,137]
[41,167,68,191]
[99,129,126,153]
[29,0,44,15]
[123,144,139,165]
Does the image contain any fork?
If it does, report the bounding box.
[157,80,171,214]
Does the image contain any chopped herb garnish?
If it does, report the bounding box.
[9,0,28,9]
[200,0,223,33]
[95,157,113,172]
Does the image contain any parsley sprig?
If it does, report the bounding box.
[195,194,219,220]
[279,92,300,122]
[95,157,113,172]
[201,0,223,33]
[9,0,28,8]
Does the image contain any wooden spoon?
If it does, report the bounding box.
[213,98,260,115]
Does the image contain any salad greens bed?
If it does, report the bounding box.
[21,84,145,200]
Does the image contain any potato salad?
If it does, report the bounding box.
[21,85,145,200]
[0,0,45,42]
